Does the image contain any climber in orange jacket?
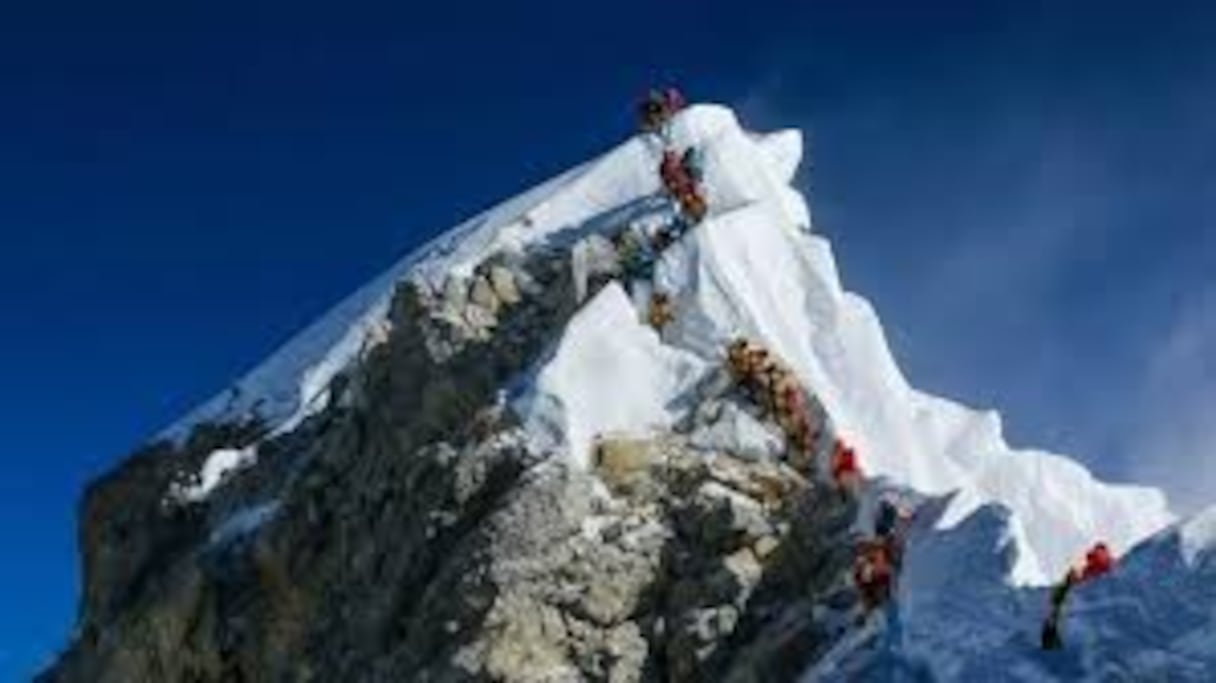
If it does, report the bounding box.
[676,188,708,224]
[1041,542,1116,650]
[648,291,675,330]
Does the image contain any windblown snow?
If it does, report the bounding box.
[169,446,257,503]
[163,103,1216,679]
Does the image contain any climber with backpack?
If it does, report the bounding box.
[786,409,818,473]
[659,149,695,199]
[853,536,896,616]
[681,147,704,184]
[854,495,914,618]
[658,148,710,225]
[637,87,686,134]
[831,438,863,499]
[1041,542,1115,650]
[648,291,675,330]
[727,338,751,381]
[650,223,678,253]
[612,228,653,282]
[677,187,709,224]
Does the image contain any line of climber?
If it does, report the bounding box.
[726,338,839,476]
[724,336,917,623]
[606,226,677,333]
[724,337,906,624]
[636,86,1120,649]
[601,87,709,334]
[637,87,709,232]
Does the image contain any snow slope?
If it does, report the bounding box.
[517,283,709,468]
[802,498,1216,681]
[161,102,1215,678]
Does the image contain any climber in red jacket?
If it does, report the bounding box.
[830,439,862,499]
[659,148,709,224]
[660,150,694,198]
[1041,541,1116,650]
[1080,542,1113,580]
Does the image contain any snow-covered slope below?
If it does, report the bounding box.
[159,102,1210,678]
[868,499,1216,681]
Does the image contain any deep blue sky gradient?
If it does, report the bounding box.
[2,2,1213,678]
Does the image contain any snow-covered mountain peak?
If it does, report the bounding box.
[166,103,1172,587]
[99,102,1216,680]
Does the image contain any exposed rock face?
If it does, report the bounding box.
[42,239,860,683]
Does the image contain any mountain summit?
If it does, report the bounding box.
[43,103,1216,681]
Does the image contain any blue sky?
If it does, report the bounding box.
[2,1,1213,678]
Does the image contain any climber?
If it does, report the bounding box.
[877,496,914,570]
[637,87,686,133]
[830,439,863,498]
[853,536,896,616]
[681,147,705,183]
[664,87,687,113]
[874,496,913,540]
[1041,542,1116,650]
[772,376,805,432]
[658,148,709,224]
[727,338,751,379]
[786,410,818,473]
[648,291,675,330]
[748,350,782,415]
[650,221,682,253]
[677,188,709,224]
[612,229,652,281]
[853,497,915,618]
[659,149,695,198]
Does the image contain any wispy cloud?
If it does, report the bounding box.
[1123,288,1216,514]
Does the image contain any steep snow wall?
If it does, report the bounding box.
[513,105,1171,584]
[516,283,708,468]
